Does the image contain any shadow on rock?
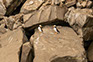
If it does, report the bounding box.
[51,56,78,62]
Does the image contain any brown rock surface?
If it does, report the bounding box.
[0,28,27,62]
[20,0,44,13]
[30,26,87,62]
[0,1,6,16]
[65,8,93,41]
[65,0,76,7]
[0,27,7,34]
[21,42,33,62]
[88,41,93,62]
[24,5,67,29]
[5,0,25,15]
[3,14,23,30]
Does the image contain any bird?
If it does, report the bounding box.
[38,25,43,33]
[53,25,59,34]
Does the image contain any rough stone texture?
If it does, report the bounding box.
[30,26,87,62]
[65,8,93,41]
[0,27,7,34]
[88,41,93,62]
[20,0,44,13]
[3,14,23,30]
[24,5,67,29]
[0,28,28,62]
[65,0,76,7]
[21,42,33,62]
[0,1,6,16]
[81,1,87,8]
[86,1,93,8]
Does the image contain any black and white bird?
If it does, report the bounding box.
[38,25,43,33]
[53,25,59,34]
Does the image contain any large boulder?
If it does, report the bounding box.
[23,5,67,29]
[88,41,93,62]
[65,8,93,41]
[30,26,87,62]
[0,28,28,62]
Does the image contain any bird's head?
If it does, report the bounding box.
[39,25,42,28]
[53,25,56,28]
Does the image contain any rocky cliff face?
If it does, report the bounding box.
[0,0,93,62]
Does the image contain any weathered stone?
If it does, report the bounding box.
[20,0,44,13]
[76,2,82,8]
[0,1,6,16]
[65,8,93,41]
[0,28,28,62]
[24,5,67,29]
[0,27,7,34]
[30,26,87,62]
[65,0,76,7]
[21,42,33,62]
[86,1,93,8]
[23,12,35,23]
[5,0,25,15]
[5,17,15,30]
[81,1,87,8]
[4,14,23,30]
[88,41,93,62]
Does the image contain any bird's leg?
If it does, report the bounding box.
[54,32,58,34]
[39,31,42,34]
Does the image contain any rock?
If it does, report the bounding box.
[23,12,35,23]
[20,0,44,14]
[86,1,93,8]
[65,0,76,7]
[4,14,23,30]
[24,5,67,29]
[0,28,28,62]
[0,1,6,16]
[65,8,93,41]
[5,0,25,15]
[51,0,60,5]
[0,27,7,34]
[5,17,15,30]
[30,26,87,62]
[76,2,82,8]
[21,42,33,62]
[81,1,87,8]
[88,41,93,62]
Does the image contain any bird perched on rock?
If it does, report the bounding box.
[38,25,43,33]
[53,25,59,34]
